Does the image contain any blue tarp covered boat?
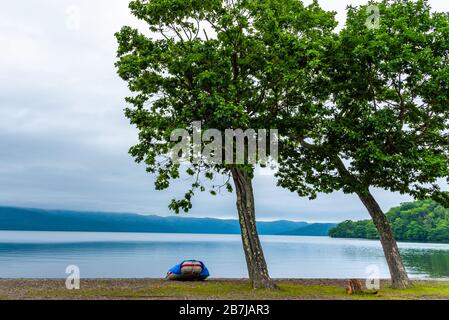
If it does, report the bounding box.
[166,260,210,281]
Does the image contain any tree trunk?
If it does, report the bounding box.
[357,190,410,289]
[231,167,278,289]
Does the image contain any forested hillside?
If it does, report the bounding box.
[0,206,335,236]
[329,200,449,243]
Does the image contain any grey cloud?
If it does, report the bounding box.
[0,0,445,222]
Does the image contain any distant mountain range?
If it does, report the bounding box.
[0,207,336,236]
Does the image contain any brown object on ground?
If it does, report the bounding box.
[346,279,364,295]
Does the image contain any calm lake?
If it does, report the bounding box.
[0,231,448,279]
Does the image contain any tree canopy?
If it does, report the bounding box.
[116,0,336,212]
[277,0,449,205]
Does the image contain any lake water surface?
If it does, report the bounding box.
[0,231,448,279]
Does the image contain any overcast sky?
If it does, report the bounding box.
[0,0,447,222]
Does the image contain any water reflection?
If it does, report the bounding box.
[402,249,449,278]
[0,231,448,279]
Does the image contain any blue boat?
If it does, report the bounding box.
[166,260,210,281]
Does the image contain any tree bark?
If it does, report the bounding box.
[231,167,278,289]
[357,190,410,289]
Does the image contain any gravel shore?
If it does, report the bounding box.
[0,278,448,300]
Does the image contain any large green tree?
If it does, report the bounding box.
[277,0,449,288]
[115,0,335,288]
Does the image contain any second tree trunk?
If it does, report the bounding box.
[357,190,410,289]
